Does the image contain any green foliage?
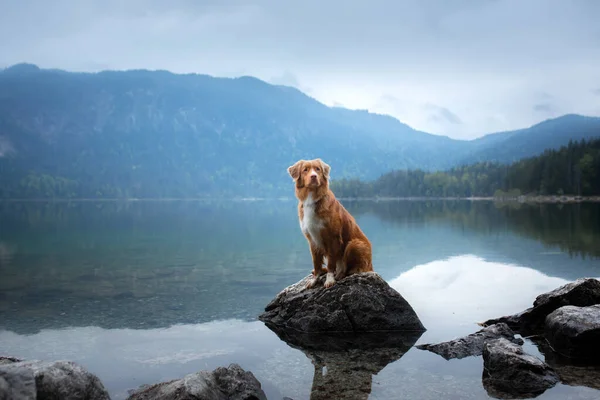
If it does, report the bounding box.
[331,138,600,198]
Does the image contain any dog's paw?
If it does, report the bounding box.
[324,272,336,288]
[305,276,318,289]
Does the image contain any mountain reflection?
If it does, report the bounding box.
[345,200,600,259]
[1,200,599,336]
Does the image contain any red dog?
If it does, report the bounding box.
[287,158,374,289]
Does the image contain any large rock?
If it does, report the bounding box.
[544,304,600,361]
[481,278,600,334]
[126,363,266,400]
[482,338,559,399]
[0,365,36,400]
[258,272,426,333]
[416,323,523,360]
[0,359,110,400]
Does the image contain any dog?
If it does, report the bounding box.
[287,158,374,289]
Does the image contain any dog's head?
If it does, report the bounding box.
[287,158,331,190]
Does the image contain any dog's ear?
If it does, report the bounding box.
[317,159,331,180]
[287,160,304,181]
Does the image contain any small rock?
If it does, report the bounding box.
[416,323,524,360]
[481,278,600,334]
[482,338,559,399]
[259,272,426,333]
[0,359,110,400]
[0,356,22,366]
[544,304,600,361]
[126,363,266,400]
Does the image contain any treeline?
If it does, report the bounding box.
[331,138,600,198]
[343,200,600,259]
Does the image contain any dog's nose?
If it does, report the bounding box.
[310,173,318,180]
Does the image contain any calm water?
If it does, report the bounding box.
[1,199,600,399]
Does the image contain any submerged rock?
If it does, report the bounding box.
[481,278,600,334]
[0,359,110,400]
[416,323,523,360]
[482,338,559,399]
[126,363,266,400]
[544,304,600,361]
[258,272,425,333]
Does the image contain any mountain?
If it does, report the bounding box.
[461,114,600,166]
[0,63,599,199]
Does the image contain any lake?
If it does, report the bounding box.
[1,199,600,399]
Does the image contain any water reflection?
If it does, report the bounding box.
[264,326,423,400]
[1,203,599,325]
[345,200,600,259]
[1,200,600,399]
[388,255,571,340]
[531,336,600,392]
[0,319,299,400]
[482,369,556,400]
[1,254,599,399]
[0,241,15,268]
[303,336,419,400]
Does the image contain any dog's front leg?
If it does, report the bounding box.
[306,241,325,289]
[324,254,338,288]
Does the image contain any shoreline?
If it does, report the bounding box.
[0,195,599,203]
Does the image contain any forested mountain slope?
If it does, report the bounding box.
[0,64,598,198]
[331,138,600,198]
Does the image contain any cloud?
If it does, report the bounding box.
[593,88,600,96]
[269,71,300,88]
[1,0,599,139]
[533,103,555,113]
[423,104,462,125]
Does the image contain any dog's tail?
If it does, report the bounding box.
[344,239,373,274]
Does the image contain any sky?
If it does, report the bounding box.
[1,0,599,139]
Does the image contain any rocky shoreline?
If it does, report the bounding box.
[2,275,600,399]
[418,278,600,398]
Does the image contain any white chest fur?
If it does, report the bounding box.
[300,194,324,249]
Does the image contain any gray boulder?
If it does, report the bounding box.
[482,338,559,399]
[0,365,36,400]
[0,359,110,400]
[126,363,266,400]
[481,278,600,334]
[258,272,426,333]
[544,304,600,361]
[417,323,523,360]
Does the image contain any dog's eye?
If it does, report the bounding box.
[303,168,308,172]
[316,167,320,171]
